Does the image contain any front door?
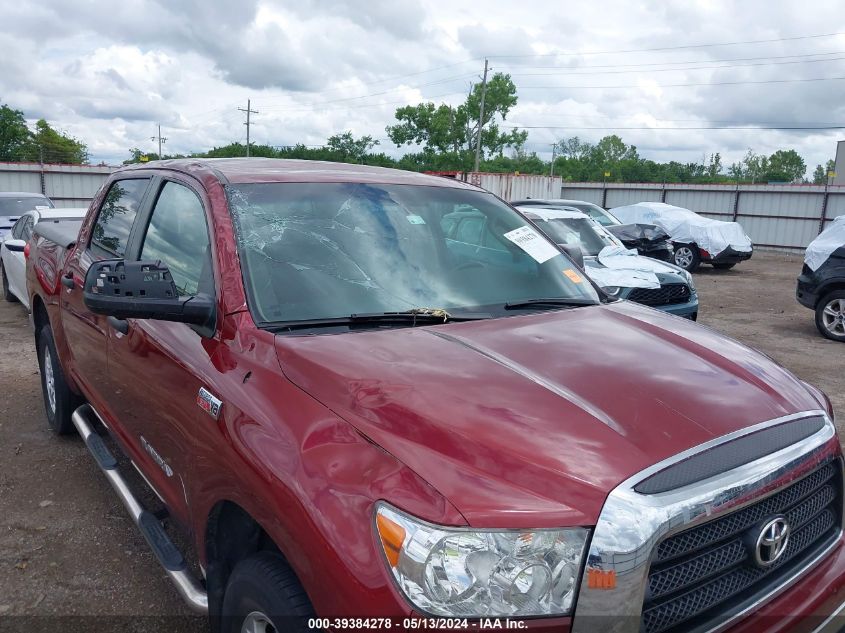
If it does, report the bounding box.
[103,179,217,525]
[60,178,151,411]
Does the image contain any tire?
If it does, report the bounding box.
[1,261,16,303]
[712,263,736,270]
[673,243,701,272]
[36,326,79,434]
[221,552,315,633]
[815,290,845,343]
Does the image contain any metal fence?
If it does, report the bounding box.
[0,162,118,209]
[469,173,845,252]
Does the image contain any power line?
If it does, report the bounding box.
[503,124,845,130]
[486,31,845,59]
[498,50,845,72]
[508,54,845,77]
[518,75,845,90]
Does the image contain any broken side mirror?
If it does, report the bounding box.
[83,259,215,330]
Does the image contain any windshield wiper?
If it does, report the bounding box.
[504,297,598,310]
[265,309,491,332]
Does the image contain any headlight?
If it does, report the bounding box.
[375,503,589,617]
[602,286,622,296]
[681,270,696,291]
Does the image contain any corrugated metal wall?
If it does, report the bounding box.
[470,173,563,201]
[472,174,845,251]
[0,162,117,209]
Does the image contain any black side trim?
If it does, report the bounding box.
[138,510,187,572]
[84,432,118,470]
[635,417,826,494]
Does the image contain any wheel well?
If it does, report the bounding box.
[31,295,49,337]
[818,282,845,304]
[205,501,285,630]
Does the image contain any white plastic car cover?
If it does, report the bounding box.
[805,215,845,271]
[609,202,752,257]
[585,246,662,289]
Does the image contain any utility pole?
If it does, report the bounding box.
[238,99,259,157]
[473,59,489,173]
[150,125,167,159]
[550,142,557,179]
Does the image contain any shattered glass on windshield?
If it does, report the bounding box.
[227,182,598,325]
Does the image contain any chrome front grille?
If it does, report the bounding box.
[570,411,841,633]
[642,462,841,633]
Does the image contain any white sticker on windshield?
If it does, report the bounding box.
[406,215,426,225]
[503,226,559,263]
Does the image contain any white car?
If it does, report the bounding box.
[1,207,87,309]
[0,191,54,239]
[610,202,753,272]
[515,205,699,319]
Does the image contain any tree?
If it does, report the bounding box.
[386,72,527,169]
[765,149,806,183]
[0,104,31,161]
[812,159,835,184]
[30,119,88,164]
[325,131,379,162]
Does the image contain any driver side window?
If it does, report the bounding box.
[140,182,211,297]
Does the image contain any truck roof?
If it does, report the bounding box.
[122,158,480,189]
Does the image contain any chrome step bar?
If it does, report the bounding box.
[71,405,208,614]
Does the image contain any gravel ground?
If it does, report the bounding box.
[0,250,841,631]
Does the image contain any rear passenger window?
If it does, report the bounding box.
[140,182,211,297]
[91,179,149,257]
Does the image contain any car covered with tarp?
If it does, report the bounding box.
[610,201,753,271]
[515,205,699,319]
[797,215,845,342]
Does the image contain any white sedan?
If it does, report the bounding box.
[1,207,87,309]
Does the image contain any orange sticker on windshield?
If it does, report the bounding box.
[563,269,583,283]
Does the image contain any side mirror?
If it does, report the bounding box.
[558,243,584,268]
[83,259,214,328]
[4,238,26,253]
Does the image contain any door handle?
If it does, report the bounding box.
[107,316,129,335]
[60,273,75,289]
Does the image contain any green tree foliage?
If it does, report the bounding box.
[765,149,806,182]
[0,104,31,161]
[386,73,527,169]
[29,119,88,164]
[812,159,836,184]
[325,131,379,162]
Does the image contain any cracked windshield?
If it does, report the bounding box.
[228,182,599,324]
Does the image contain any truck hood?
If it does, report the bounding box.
[274,301,819,528]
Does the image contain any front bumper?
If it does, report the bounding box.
[706,246,753,265]
[655,293,699,320]
[797,273,821,310]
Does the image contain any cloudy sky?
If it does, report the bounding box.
[2,0,844,174]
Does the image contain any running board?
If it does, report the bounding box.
[71,405,209,614]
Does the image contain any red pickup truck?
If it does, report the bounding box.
[27,159,845,633]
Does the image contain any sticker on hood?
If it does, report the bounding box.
[503,226,559,263]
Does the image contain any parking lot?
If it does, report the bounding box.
[0,249,842,630]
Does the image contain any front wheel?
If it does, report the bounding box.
[221,552,315,633]
[36,326,79,434]
[673,244,701,272]
[712,263,736,270]
[815,290,845,342]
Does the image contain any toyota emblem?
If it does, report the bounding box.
[754,516,790,567]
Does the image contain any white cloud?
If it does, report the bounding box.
[0,0,843,173]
